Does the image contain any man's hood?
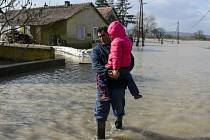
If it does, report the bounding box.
[107,21,126,39]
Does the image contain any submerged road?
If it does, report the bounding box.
[0,40,210,140]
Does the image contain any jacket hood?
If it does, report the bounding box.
[107,21,126,39]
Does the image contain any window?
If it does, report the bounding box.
[77,25,86,39]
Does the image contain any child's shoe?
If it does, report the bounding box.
[134,94,143,99]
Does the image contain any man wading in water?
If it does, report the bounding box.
[92,26,142,139]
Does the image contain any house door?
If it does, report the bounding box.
[92,27,98,43]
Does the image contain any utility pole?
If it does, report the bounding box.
[49,0,51,6]
[141,0,145,48]
[177,21,179,44]
[136,0,141,46]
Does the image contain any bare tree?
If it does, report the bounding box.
[143,14,157,35]
[0,0,46,45]
[193,30,206,40]
[0,0,33,35]
[133,13,157,38]
[151,27,165,41]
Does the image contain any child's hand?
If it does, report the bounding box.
[108,70,120,79]
[105,63,110,68]
[105,65,110,68]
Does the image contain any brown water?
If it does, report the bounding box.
[0,40,210,140]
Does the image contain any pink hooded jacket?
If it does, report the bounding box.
[106,21,132,70]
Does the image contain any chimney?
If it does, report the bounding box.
[65,1,70,6]
[44,2,48,7]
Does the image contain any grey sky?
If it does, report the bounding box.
[34,0,210,34]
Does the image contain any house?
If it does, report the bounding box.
[97,6,119,24]
[0,2,108,49]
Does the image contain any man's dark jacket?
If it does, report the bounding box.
[92,43,128,89]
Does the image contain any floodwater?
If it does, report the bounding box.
[0,40,210,140]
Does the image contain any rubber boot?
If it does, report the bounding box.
[115,116,123,129]
[96,120,105,139]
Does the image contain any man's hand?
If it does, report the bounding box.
[108,70,120,79]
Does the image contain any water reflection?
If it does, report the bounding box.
[0,41,210,139]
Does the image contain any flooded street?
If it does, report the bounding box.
[0,40,210,140]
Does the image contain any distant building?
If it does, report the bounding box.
[97,7,119,24]
[0,2,108,49]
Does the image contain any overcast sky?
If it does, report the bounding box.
[34,0,210,35]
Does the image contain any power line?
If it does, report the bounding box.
[190,10,210,29]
